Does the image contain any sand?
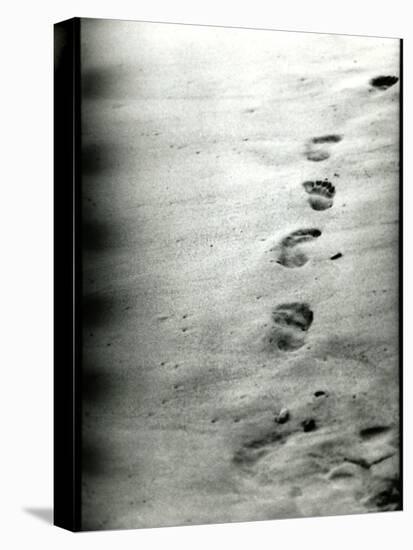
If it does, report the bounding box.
[79,20,400,530]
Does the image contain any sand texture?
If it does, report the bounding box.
[79,20,400,530]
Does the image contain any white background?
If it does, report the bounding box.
[0,1,410,548]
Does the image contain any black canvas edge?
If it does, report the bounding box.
[54,17,82,532]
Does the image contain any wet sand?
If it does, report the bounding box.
[80,20,400,530]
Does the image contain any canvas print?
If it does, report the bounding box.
[54,18,402,531]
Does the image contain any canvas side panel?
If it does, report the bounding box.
[54,17,82,532]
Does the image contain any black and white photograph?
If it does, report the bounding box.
[55,17,401,531]
[1,2,411,549]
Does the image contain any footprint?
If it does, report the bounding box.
[273,228,321,268]
[359,425,392,441]
[304,134,343,162]
[357,425,397,465]
[233,430,286,467]
[269,302,313,351]
[369,76,399,91]
[302,180,336,211]
[364,476,401,512]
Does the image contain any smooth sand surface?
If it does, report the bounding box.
[80,20,400,529]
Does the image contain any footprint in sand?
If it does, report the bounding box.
[272,228,321,268]
[369,75,399,91]
[303,179,336,211]
[364,477,401,511]
[269,302,314,351]
[233,429,286,467]
[359,425,393,441]
[304,134,343,162]
[326,423,400,512]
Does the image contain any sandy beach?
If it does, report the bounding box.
[79,20,400,529]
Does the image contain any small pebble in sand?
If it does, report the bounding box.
[330,252,343,260]
[302,418,317,432]
[275,408,290,424]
